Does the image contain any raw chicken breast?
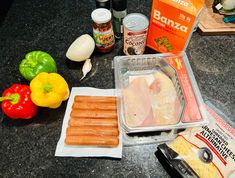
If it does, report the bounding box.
[123,77,154,127]
[150,72,179,125]
[122,72,180,128]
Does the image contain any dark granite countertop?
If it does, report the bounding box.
[0,0,234,177]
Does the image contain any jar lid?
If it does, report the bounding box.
[91,8,112,24]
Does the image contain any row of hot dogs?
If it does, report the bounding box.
[65,96,119,147]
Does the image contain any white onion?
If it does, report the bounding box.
[66,34,95,62]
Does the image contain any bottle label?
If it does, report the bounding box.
[93,28,115,48]
[113,16,123,34]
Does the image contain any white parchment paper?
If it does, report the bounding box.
[55,87,122,158]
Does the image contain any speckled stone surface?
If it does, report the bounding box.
[0,0,234,177]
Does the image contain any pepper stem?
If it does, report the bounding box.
[26,60,37,68]
[43,83,53,93]
[0,93,20,104]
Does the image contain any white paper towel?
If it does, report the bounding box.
[55,87,122,158]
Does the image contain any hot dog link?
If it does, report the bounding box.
[65,135,119,147]
[69,118,118,127]
[66,126,119,136]
[74,95,116,103]
[70,109,117,119]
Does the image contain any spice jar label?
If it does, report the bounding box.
[93,28,115,49]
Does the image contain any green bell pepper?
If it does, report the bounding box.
[19,51,57,81]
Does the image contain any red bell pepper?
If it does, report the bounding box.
[0,84,38,119]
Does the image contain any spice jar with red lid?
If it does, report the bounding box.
[91,8,115,53]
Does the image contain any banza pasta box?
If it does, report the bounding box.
[147,0,205,53]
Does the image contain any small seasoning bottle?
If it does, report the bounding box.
[91,8,115,53]
[112,0,127,39]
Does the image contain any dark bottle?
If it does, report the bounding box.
[112,0,127,39]
[95,0,111,10]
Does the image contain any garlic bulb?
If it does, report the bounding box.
[80,59,92,80]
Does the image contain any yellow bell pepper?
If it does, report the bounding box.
[30,72,70,108]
